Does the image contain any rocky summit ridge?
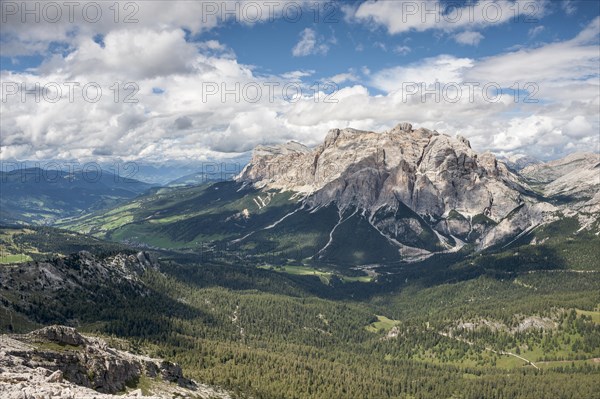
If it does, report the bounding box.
[237,123,598,254]
[238,123,527,219]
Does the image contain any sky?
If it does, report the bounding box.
[0,0,599,166]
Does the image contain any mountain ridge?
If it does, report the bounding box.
[235,123,578,257]
[0,167,153,225]
[54,123,599,266]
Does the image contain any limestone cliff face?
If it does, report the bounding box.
[238,123,528,220]
[237,123,551,250]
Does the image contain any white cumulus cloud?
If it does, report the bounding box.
[292,28,330,57]
[347,0,549,34]
[453,31,484,46]
[0,11,597,164]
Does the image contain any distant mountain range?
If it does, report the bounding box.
[0,168,152,224]
[51,123,599,266]
[498,154,542,172]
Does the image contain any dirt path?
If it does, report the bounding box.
[438,332,539,369]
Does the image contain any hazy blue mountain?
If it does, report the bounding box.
[0,167,152,224]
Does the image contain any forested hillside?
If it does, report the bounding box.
[1,223,599,398]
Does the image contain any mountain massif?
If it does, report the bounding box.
[54,122,597,266]
[237,123,572,258]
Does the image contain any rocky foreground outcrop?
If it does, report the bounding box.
[0,325,231,399]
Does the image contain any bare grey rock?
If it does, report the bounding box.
[499,153,541,171]
[520,152,598,184]
[520,152,600,231]
[0,327,232,399]
[395,122,413,132]
[31,325,85,347]
[515,316,557,333]
[46,370,63,383]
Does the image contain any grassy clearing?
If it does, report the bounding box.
[576,308,600,323]
[411,346,539,370]
[342,274,373,283]
[259,264,373,285]
[366,315,401,333]
[0,228,37,264]
[110,226,184,249]
[0,253,33,264]
[259,265,332,284]
[493,354,535,369]
[103,202,140,216]
[537,358,600,369]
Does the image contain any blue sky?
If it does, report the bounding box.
[1,0,599,163]
[3,1,597,83]
[210,0,598,81]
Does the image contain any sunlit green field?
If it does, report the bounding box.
[0,228,36,264]
[366,315,401,333]
[0,253,33,264]
[576,308,600,323]
[258,264,373,284]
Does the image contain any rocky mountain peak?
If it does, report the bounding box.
[521,152,600,184]
[237,123,512,212]
[389,122,414,134]
[500,153,542,171]
[457,135,471,148]
[520,152,600,219]
[235,123,559,254]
